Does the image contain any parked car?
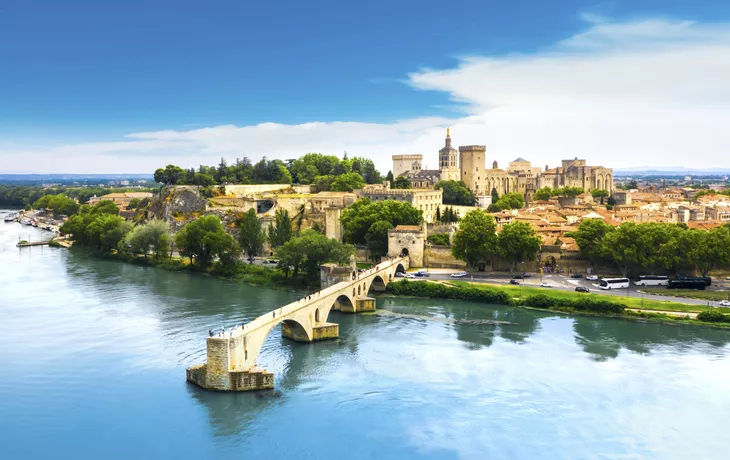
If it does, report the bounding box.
[450,272,468,278]
[540,282,552,288]
[395,272,406,278]
[571,274,583,279]
[415,270,430,277]
[521,273,531,278]
[511,274,524,280]
[586,275,599,281]
[404,273,416,279]
[719,300,730,307]
[264,259,279,265]
[509,279,520,285]
[575,286,589,293]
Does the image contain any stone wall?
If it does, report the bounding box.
[320,264,355,289]
[225,184,293,197]
[425,246,466,268]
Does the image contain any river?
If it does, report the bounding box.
[1,211,729,459]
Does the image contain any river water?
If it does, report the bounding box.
[1,211,729,459]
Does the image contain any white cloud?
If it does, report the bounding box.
[2,16,729,174]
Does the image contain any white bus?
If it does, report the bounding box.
[599,278,630,290]
[633,275,669,287]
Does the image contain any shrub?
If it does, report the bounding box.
[522,294,557,309]
[697,310,730,323]
[427,233,450,246]
[386,280,514,305]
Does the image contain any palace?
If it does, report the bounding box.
[394,129,613,201]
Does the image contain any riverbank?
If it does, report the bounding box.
[68,247,322,291]
[643,287,730,302]
[385,280,730,329]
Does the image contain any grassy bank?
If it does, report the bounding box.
[449,281,716,314]
[643,288,730,302]
[385,280,730,329]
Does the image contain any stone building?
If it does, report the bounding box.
[538,158,613,195]
[391,128,613,204]
[356,183,443,223]
[387,225,425,267]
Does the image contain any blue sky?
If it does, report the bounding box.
[1,0,729,173]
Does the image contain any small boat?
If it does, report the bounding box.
[20,218,33,225]
[3,212,18,222]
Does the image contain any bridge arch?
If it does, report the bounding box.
[280,318,311,342]
[369,274,387,293]
[333,294,354,313]
[315,308,320,323]
[395,263,406,274]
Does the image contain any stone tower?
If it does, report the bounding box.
[439,128,459,182]
[458,145,487,195]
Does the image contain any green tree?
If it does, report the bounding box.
[122,220,171,259]
[154,164,185,185]
[267,208,293,249]
[572,219,614,268]
[340,199,422,245]
[238,208,265,262]
[679,227,730,277]
[312,175,335,192]
[491,187,499,204]
[276,229,353,278]
[330,172,365,192]
[591,189,610,204]
[435,180,477,206]
[127,198,141,210]
[391,176,411,189]
[498,221,542,272]
[533,187,553,201]
[175,215,238,268]
[494,192,525,210]
[385,171,394,182]
[427,233,450,246]
[33,194,80,216]
[86,214,132,251]
[452,211,498,270]
[365,220,393,261]
[440,206,459,223]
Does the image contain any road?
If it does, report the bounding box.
[417,271,729,307]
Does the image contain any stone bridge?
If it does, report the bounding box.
[187,256,409,391]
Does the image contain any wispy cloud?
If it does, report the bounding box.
[2,16,729,173]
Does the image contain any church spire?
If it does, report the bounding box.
[446,127,450,138]
[445,127,452,148]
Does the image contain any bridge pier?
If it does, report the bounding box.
[281,322,339,342]
[340,296,376,313]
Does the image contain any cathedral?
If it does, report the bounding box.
[392,129,613,201]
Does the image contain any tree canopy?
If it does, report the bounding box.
[175,215,239,268]
[572,220,730,277]
[435,180,477,206]
[267,208,293,249]
[497,221,542,271]
[276,229,354,278]
[391,176,411,189]
[32,194,80,216]
[340,199,422,245]
[237,209,265,261]
[452,211,498,269]
[122,219,171,259]
[488,192,525,212]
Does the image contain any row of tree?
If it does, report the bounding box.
[571,220,730,276]
[153,153,383,193]
[0,185,154,208]
[487,192,525,212]
[61,201,353,281]
[532,186,587,201]
[451,211,542,271]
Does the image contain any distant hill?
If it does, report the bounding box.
[0,174,154,186]
[614,167,730,176]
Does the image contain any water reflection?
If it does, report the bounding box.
[573,316,730,361]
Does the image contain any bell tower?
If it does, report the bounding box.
[439,128,459,181]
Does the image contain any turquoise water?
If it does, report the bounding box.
[1,212,729,459]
